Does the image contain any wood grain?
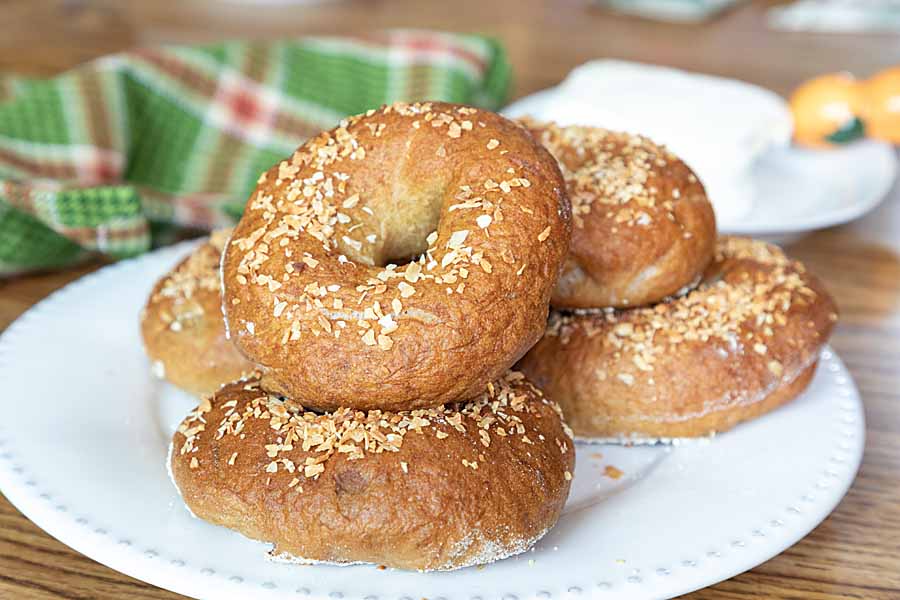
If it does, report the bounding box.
[1,0,899,598]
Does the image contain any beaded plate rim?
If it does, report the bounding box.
[0,242,865,600]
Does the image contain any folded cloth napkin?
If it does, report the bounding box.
[0,30,511,275]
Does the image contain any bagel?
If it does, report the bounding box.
[169,371,574,571]
[223,102,571,412]
[518,237,838,440]
[140,229,254,395]
[520,119,717,309]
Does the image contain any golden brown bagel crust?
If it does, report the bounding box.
[223,102,571,411]
[140,230,254,395]
[170,372,574,571]
[521,119,717,309]
[518,237,838,440]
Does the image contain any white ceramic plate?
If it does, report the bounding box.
[504,87,897,242]
[0,242,864,600]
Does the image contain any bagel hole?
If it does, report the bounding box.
[376,190,442,266]
[378,242,431,267]
[339,183,445,267]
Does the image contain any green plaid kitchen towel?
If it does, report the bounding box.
[0,30,511,274]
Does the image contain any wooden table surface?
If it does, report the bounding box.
[1,1,899,598]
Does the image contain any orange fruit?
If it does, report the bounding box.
[789,73,865,149]
[861,66,900,144]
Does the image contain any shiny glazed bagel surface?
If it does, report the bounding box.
[518,237,838,440]
[224,102,571,411]
[522,119,717,309]
[170,372,574,571]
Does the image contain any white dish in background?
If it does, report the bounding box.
[504,66,897,241]
[505,61,796,226]
[0,242,864,600]
[555,61,794,188]
[740,140,897,242]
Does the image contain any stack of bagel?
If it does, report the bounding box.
[141,102,838,571]
[516,120,838,442]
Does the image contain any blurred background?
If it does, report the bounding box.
[2,0,899,264]
[4,0,899,92]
